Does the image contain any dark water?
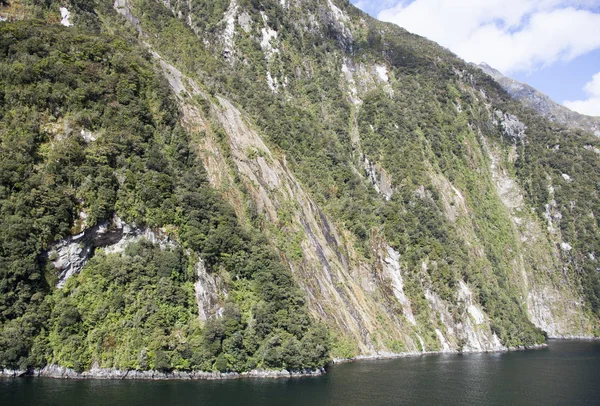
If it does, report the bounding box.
[2,340,600,406]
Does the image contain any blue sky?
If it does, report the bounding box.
[350,0,600,116]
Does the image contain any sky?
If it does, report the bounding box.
[350,0,600,117]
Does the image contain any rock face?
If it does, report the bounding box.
[128,0,599,356]
[494,110,527,140]
[476,63,600,136]
[208,93,408,354]
[364,157,393,201]
[456,282,505,352]
[482,138,596,338]
[113,0,141,32]
[59,7,72,27]
[47,215,172,287]
[194,259,226,321]
[382,246,416,325]
[148,51,524,355]
[422,285,505,354]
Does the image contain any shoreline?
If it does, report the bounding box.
[332,342,549,364]
[547,336,600,341]
[0,365,325,381]
[3,338,597,381]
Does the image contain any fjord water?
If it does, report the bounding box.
[2,340,599,406]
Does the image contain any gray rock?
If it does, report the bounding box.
[0,369,28,378]
[194,259,226,321]
[23,365,325,381]
[46,215,172,287]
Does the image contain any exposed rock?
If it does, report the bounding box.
[3,365,325,380]
[424,286,505,353]
[113,0,141,33]
[341,59,361,105]
[259,12,279,60]
[47,214,172,287]
[340,58,392,103]
[363,156,393,200]
[382,246,415,325]
[494,110,527,140]
[59,7,72,27]
[415,333,426,352]
[220,0,239,59]
[543,184,561,234]
[435,329,452,352]
[335,339,543,363]
[486,142,523,209]
[561,173,572,182]
[320,0,353,51]
[0,369,28,378]
[456,281,505,352]
[374,65,389,83]
[266,71,279,93]
[3,0,600,381]
[80,129,96,143]
[194,259,226,321]
[238,11,252,33]
[483,136,597,338]
[560,242,572,252]
[206,93,411,354]
[431,172,467,223]
[527,287,594,338]
[139,6,598,359]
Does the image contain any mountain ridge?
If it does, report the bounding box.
[475,62,600,137]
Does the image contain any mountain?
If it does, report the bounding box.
[476,62,600,137]
[1,0,599,376]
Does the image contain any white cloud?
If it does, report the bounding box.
[584,72,600,96]
[375,0,600,74]
[564,72,600,116]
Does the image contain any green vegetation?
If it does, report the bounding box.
[0,18,328,372]
[1,0,599,373]
[44,241,328,372]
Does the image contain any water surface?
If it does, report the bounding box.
[2,340,599,405]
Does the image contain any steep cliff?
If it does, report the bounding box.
[1,0,599,375]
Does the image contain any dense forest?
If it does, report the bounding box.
[0,17,328,372]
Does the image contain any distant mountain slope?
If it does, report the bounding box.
[476,63,600,137]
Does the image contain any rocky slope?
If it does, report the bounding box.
[476,63,600,137]
[1,0,599,376]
